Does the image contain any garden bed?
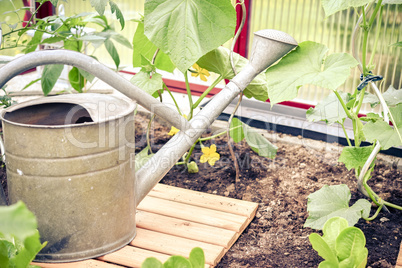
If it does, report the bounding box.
[1,113,401,267]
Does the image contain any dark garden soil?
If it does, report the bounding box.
[1,113,401,267]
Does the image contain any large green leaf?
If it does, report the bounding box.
[135,146,154,171]
[304,185,371,230]
[41,64,64,96]
[144,0,236,73]
[189,247,205,268]
[68,67,85,93]
[132,21,175,73]
[361,86,402,107]
[11,231,46,268]
[197,47,269,101]
[0,202,37,241]
[229,118,245,143]
[320,0,372,17]
[306,91,350,124]
[363,103,402,150]
[163,256,192,268]
[322,217,349,254]
[243,124,277,158]
[309,233,338,266]
[104,39,120,69]
[266,41,358,105]
[109,0,125,29]
[338,146,374,171]
[130,69,163,98]
[90,0,108,15]
[336,227,367,262]
[141,257,163,268]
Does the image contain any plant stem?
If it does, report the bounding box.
[341,120,352,147]
[333,90,352,119]
[355,87,366,115]
[198,125,243,142]
[192,75,223,109]
[382,200,402,211]
[184,143,196,164]
[368,5,383,68]
[368,0,383,28]
[164,83,182,115]
[184,71,194,120]
[146,114,155,154]
[363,203,383,221]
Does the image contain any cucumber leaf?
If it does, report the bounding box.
[243,124,277,158]
[133,21,175,73]
[338,146,375,171]
[229,118,245,143]
[135,146,154,171]
[363,103,402,150]
[130,69,163,98]
[266,41,358,105]
[144,0,236,73]
[306,91,350,124]
[320,0,372,17]
[304,185,371,230]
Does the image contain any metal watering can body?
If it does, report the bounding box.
[0,94,137,261]
[0,29,297,262]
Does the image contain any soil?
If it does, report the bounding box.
[1,113,401,267]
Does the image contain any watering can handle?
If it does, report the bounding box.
[0,50,191,133]
[0,137,6,205]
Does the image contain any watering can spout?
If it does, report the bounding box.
[249,29,298,74]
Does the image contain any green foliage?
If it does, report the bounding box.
[0,201,47,268]
[363,103,402,150]
[309,217,368,268]
[197,46,269,101]
[144,0,236,73]
[304,185,371,230]
[135,146,154,171]
[229,118,277,158]
[306,92,350,125]
[363,86,402,107]
[320,0,373,17]
[0,87,15,108]
[266,41,358,105]
[1,2,130,95]
[41,65,64,96]
[141,247,205,268]
[338,146,375,171]
[132,21,175,73]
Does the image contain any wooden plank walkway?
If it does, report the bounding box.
[396,242,402,268]
[33,183,258,268]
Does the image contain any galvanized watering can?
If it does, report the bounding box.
[0,29,297,262]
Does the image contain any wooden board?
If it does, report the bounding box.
[33,183,258,268]
[396,242,402,268]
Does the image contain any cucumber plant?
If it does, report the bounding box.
[265,0,402,227]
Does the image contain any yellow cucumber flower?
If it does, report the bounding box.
[191,63,210,82]
[168,126,179,136]
[200,144,220,166]
[167,114,187,136]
